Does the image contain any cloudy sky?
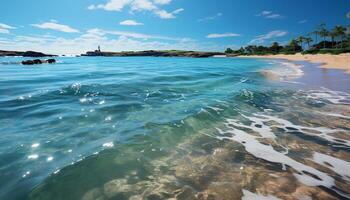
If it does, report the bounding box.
[0,0,349,54]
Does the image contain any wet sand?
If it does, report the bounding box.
[294,61,350,93]
[239,53,350,74]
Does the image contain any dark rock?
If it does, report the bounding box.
[33,59,42,64]
[21,59,56,65]
[47,59,56,64]
[21,60,35,65]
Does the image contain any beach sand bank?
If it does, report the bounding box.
[239,53,350,74]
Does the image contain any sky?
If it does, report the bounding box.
[0,0,349,54]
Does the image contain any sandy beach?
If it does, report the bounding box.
[239,53,350,74]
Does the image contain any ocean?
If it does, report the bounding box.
[0,56,349,199]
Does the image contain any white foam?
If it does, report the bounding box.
[261,61,304,81]
[17,94,32,100]
[316,111,350,120]
[71,82,81,89]
[216,118,335,188]
[239,114,277,139]
[207,106,224,113]
[31,143,40,148]
[28,154,39,160]
[313,152,350,181]
[79,98,92,103]
[22,171,31,178]
[102,142,114,148]
[305,89,350,105]
[251,114,350,147]
[47,156,54,162]
[242,189,282,200]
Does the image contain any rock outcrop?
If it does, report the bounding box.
[0,50,56,57]
[21,59,56,65]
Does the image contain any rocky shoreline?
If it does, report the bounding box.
[81,50,228,58]
[0,50,56,57]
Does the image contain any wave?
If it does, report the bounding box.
[305,88,350,105]
[260,61,304,81]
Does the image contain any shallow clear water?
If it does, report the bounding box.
[0,57,349,200]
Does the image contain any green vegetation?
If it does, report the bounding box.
[225,13,350,55]
[225,41,302,55]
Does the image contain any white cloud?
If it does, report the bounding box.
[153,0,171,5]
[88,0,183,19]
[87,28,193,41]
[206,33,240,39]
[0,23,15,30]
[131,0,157,11]
[87,5,97,10]
[256,10,283,19]
[120,20,144,26]
[298,19,308,24]
[261,10,271,15]
[198,13,223,22]
[0,23,15,34]
[154,10,173,19]
[31,22,79,33]
[172,8,184,14]
[265,14,283,19]
[89,0,132,11]
[0,28,11,34]
[155,8,184,19]
[249,30,288,44]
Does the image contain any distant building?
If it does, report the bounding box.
[83,46,104,56]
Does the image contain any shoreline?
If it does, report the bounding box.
[239,53,350,74]
[257,56,350,93]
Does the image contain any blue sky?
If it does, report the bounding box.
[0,0,349,54]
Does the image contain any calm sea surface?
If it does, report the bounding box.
[0,57,349,200]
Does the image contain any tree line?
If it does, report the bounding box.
[225,12,350,55]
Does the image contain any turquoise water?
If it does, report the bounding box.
[0,57,349,200]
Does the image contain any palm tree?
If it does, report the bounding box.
[318,23,329,49]
[329,32,336,48]
[289,39,299,53]
[347,12,350,19]
[310,31,319,44]
[333,25,347,49]
[304,37,313,49]
[297,36,305,50]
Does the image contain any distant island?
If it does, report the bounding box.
[81,48,226,58]
[0,50,56,57]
